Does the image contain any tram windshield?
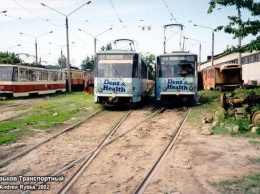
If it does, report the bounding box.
[157,55,196,78]
[0,66,18,81]
[96,54,134,78]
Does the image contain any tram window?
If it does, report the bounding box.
[71,72,74,79]
[98,69,104,77]
[53,72,58,81]
[42,70,48,81]
[36,70,42,81]
[141,59,147,79]
[132,54,138,78]
[58,72,63,80]
[0,67,14,81]
[162,70,166,77]
[29,69,36,81]
[64,72,67,79]
[49,71,55,81]
[19,68,29,81]
[157,57,162,77]
[12,67,18,81]
[166,67,173,77]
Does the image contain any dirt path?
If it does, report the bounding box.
[145,124,260,194]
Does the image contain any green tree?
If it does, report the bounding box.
[0,52,21,64]
[101,43,112,51]
[208,0,260,52]
[141,53,156,78]
[58,55,67,69]
[81,55,94,71]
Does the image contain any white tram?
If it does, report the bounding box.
[0,64,66,97]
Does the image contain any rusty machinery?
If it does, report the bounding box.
[215,92,260,125]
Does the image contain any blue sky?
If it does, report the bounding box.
[0,0,258,67]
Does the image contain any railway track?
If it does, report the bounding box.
[0,102,31,122]
[1,106,192,194]
[17,106,163,194]
[62,106,192,193]
[0,98,51,122]
[57,107,164,194]
[0,98,50,109]
[133,107,193,194]
[0,109,102,167]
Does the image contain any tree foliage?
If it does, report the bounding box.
[141,53,156,78]
[208,0,260,52]
[57,55,67,69]
[101,43,112,51]
[81,55,94,71]
[0,52,21,64]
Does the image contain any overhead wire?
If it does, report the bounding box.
[4,14,47,32]
[13,0,65,28]
[162,0,178,23]
[109,0,132,39]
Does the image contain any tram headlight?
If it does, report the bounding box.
[126,87,132,93]
[98,87,103,92]
[162,86,167,91]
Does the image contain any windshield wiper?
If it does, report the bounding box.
[112,64,121,79]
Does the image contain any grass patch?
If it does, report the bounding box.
[248,157,260,164]
[0,101,12,106]
[198,90,222,104]
[187,90,221,128]
[249,140,260,149]
[211,173,260,194]
[0,92,101,145]
[0,129,31,144]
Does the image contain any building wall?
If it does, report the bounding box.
[199,51,260,85]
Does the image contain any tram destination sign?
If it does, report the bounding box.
[98,54,133,60]
[161,55,195,61]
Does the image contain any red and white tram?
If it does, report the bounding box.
[0,64,66,97]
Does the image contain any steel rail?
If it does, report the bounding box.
[57,107,164,194]
[133,107,193,194]
[0,103,27,108]
[0,109,102,168]
[22,109,131,194]
[22,107,164,194]
[57,109,132,194]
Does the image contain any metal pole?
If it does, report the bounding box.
[211,30,214,66]
[41,2,91,92]
[60,48,63,69]
[66,17,71,93]
[94,38,96,53]
[163,26,166,53]
[35,39,38,65]
[199,43,201,71]
[238,7,241,65]
[182,36,185,51]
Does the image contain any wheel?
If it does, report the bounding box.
[252,111,260,125]
[213,108,226,121]
[220,94,228,111]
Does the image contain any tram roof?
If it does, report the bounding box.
[96,49,138,55]
[0,64,61,71]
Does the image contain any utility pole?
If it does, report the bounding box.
[194,24,214,66]
[238,7,241,65]
[41,1,91,93]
